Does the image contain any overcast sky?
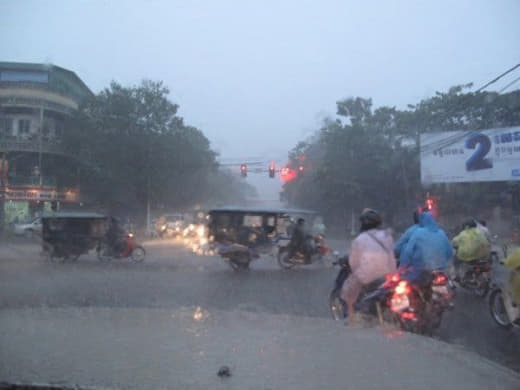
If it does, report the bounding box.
[1,0,519,200]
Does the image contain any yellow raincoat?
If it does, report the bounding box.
[504,248,520,304]
[452,228,490,262]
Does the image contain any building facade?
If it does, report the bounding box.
[0,62,92,229]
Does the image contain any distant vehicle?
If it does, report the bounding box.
[157,213,185,238]
[13,217,42,237]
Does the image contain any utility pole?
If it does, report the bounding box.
[39,105,43,187]
[146,174,151,236]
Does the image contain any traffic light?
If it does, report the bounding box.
[269,162,275,178]
[240,164,247,177]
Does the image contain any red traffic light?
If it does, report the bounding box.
[240,164,247,177]
[269,162,275,178]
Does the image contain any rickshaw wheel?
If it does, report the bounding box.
[49,253,68,263]
[228,255,250,271]
[97,244,113,262]
[131,246,146,262]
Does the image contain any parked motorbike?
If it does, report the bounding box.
[277,234,333,268]
[329,259,454,335]
[97,232,146,262]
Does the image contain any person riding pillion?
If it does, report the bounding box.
[341,209,397,323]
[399,211,453,281]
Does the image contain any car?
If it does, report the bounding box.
[13,217,42,237]
[156,213,185,238]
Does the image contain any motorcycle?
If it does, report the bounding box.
[489,256,520,330]
[454,252,498,297]
[329,259,454,335]
[277,234,333,269]
[97,232,146,262]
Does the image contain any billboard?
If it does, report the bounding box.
[420,127,520,183]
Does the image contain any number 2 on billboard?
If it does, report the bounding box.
[465,133,493,171]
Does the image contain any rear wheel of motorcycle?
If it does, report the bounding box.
[329,288,347,320]
[489,289,513,329]
[277,248,295,269]
[97,244,113,263]
[131,246,146,262]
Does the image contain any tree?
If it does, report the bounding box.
[64,80,251,222]
[282,87,520,228]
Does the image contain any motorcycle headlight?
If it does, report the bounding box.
[128,233,134,238]
[161,225,167,230]
[189,224,195,231]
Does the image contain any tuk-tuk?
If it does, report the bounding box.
[41,212,108,263]
[207,207,319,270]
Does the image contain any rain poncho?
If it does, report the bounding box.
[394,224,419,261]
[400,212,453,278]
[504,248,520,304]
[349,228,397,284]
[452,227,490,262]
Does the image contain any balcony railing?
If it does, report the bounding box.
[0,137,68,156]
[5,176,57,187]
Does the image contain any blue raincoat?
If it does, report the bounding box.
[399,212,453,280]
[394,224,419,261]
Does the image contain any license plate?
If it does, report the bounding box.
[391,295,410,312]
[432,285,448,295]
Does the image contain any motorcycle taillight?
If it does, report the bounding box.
[432,273,448,285]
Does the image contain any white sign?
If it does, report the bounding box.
[421,127,520,183]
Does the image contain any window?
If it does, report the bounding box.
[0,118,14,135]
[0,70,48,83]
[243,215,262,227]
[18,119,31,134]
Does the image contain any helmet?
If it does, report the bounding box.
[297,218,305,225]
[359,208,382,232]
[463,219,477,229]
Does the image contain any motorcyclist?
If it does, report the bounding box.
[503,248,520,324]
[341,209,397,323]
[451,218,490,281]
[288,218,311,263]
[394,208,421,263]
[399,211,453,282]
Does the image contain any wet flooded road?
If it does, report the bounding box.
[0,239,519,388]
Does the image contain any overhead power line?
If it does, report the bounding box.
[499,75,520,93]
[420,63,520,154]
[475,63,520,93]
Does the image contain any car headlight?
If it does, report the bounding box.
[161,225,167,230]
